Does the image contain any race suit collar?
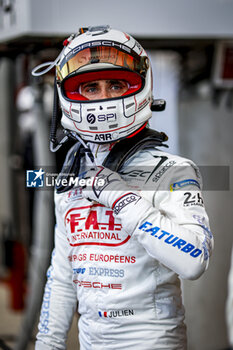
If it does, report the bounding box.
[87,142,115,165]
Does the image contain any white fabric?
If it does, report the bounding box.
[36,143,213,350]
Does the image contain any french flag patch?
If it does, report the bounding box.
[98,311,107,317]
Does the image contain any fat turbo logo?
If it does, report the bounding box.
[170,179,200,191]
[98,309,134,318]
[139,222,202,258]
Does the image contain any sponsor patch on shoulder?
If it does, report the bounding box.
[170,179,200,191]
[113,192,141,215]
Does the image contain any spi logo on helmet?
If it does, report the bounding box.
[97,113,117,122]
[87,113,96,124]
[87,113,117,124]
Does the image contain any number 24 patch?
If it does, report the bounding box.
[183,192,204,207]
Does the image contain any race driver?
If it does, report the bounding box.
[34,25,213,350]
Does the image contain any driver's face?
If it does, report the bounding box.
[79,79,129,100]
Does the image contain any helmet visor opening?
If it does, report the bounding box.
[62,69,143,101]
[57,44,148,81]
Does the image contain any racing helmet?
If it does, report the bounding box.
[32,25,165,149]
[56,25,154,144]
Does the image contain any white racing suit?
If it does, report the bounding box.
[35,142,213,350]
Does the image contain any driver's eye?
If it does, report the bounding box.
[109,81,126,91]
[111,84,121,90]
[82,84,98,94]
[86,87,97,93]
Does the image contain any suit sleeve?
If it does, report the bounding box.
[114,161,213,280]
[35,195,77,350]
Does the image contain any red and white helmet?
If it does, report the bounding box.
[55,25,153,143]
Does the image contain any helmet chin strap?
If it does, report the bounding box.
[69,132,96,165]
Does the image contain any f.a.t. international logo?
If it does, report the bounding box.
[26,168,45,188]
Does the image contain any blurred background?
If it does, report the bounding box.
[0,0,233,349]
